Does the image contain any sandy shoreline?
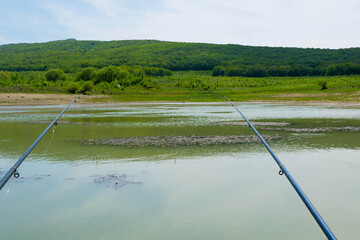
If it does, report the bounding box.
[0,93,106,106]
[0,93,359,107]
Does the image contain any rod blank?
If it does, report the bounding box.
[224,97,336,240]
[0,95,81,191]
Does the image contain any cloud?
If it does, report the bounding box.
[135,0,272,43]
[38,0,162,40]
[0,0,359,48]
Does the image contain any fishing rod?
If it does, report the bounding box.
[224,96,337,240]
[0,95,81,191]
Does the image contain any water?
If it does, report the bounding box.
[0,103,359,240]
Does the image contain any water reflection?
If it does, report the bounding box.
[0,103,359,240]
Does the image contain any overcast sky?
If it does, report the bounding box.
[0,0,359,48]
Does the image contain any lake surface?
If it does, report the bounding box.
[0,102,359,240]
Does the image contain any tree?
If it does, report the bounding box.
[94,66,119,83]
[325,65,338,76]
[0,70,10,80]
[245,66,267,77]
[278,66,290,76]
[76,67,95,81]
[267,66,279,76]
[212,65,226,76]
[226,66,243,77]
[45,69,66,81]
[344,63,360,75]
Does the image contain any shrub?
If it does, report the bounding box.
[318,80,327,90]
[144,67,172,76]
[94,66,119,83]
[95,82,111,93]
[66,82,81,93]
[227,66,243,77]
[117,70,129,80]
[140,78,158,89]
[0,71,11,86]
[132,68,145,77]
[81,81,94,93]
[212,66,226,76]
[45,69,66,81]
[0,70,10,80]
[76,67,95,81]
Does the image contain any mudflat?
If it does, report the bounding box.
[1,93,360,107]
[0,93,105,106]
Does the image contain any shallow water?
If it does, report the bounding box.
[0,102,360,240]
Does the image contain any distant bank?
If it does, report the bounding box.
[1,91,359,107]
[1,39,360,75]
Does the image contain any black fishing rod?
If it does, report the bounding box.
[224,97,337,240]
[0,95,81,191]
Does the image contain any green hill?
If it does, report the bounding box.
[1,39,360,74]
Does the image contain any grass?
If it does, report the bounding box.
[98,74,360,102]
[1,71,360,102]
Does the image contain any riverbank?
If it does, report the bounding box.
[1,92,360,107]
[1,74,360,105]
[0,93,106,106]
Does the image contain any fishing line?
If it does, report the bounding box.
[0,94,81,191]
[45,124,57,153]
[0,189,10,208]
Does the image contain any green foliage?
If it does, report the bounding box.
[140,78,159,89]
[94,66,120,84]
[317,80,328,90]
[175,77,214,91]
[45,69,66,81]
[1,40,360,75]
[0,70,11,86]
[326,65,338,76]
[212,63,360,78]
[326,63,360,76]
[0,70,10,80]
[227,66,243,77]
[75,67,95,81]
[144,67,172,77]
[90,65,165,85]
[117,70,129,80]
[245,66,267,77]
[212,66,226,76]
[0,65,169,94]
[94,82,111,93]
[66,82,81,93]
[172,73,360,94]
[1,69,360,103]
[132,68,145,77]
[81,81,94,93]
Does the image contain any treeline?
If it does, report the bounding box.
[0,66,171,94]
[212,63,360,77]
[1,40,360,73]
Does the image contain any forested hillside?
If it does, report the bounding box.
[1,39,360,76]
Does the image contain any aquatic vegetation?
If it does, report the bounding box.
[92,174,143,188]
[81,134,282,147]
[215,121,290,126]
[262,126,360,133]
